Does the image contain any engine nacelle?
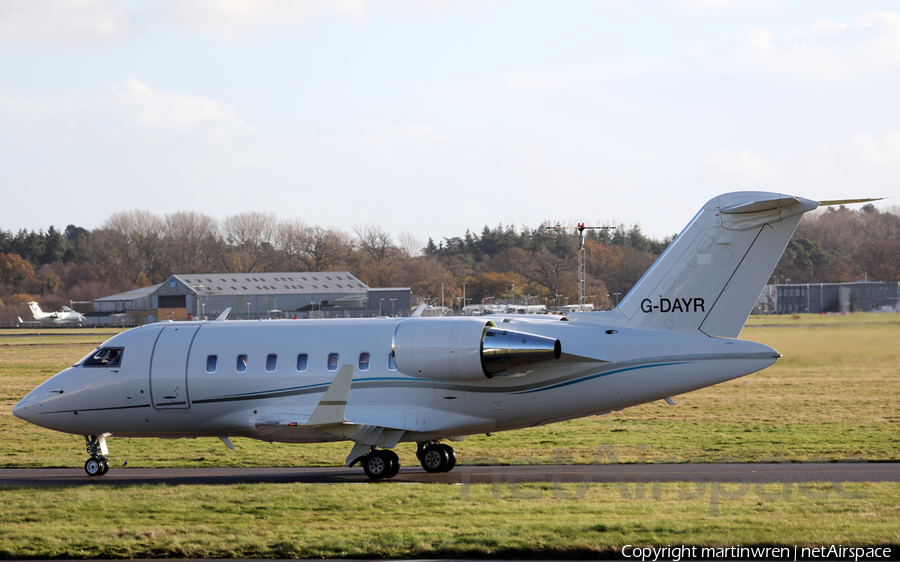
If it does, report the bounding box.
[392,317,561,382]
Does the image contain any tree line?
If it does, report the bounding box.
[1,204,898,325]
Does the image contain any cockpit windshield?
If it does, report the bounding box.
[77,347,124,367]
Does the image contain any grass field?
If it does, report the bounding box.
[0,315,898,557]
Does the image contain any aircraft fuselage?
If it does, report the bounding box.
[14,314,776,444]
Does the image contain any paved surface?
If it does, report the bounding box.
[1,463,897,487]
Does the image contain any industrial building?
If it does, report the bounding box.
[90,272,411,325]
[774,282,900,314]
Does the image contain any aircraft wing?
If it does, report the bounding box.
[249,363,496,465]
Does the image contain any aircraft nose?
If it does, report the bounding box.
[12,398,32,422]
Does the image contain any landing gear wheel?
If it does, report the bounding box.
[383,450,400,478]
[441,444,457,471]
[83,435,110,477]
[420,444,449,473]
[84,457,105,477]
[362,450,395,480]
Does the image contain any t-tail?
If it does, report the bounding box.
[27,301,45,319]
[614,192,819,338]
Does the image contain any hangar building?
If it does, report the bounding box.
[775,282,900,314]
[92,272,411,324]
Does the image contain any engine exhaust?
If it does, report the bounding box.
[481,328,562,377]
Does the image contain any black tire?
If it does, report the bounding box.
[84,457,103,477]
[384,450,400,478]
[420,444,449,473]
[362,451,394,480]
[441,444,457,472]
[98,458,110,475]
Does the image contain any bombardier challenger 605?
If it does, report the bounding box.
[14,192,869,479]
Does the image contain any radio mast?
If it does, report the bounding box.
[546,221,616,310]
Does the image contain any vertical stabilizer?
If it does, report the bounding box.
[27,301,44,320]
[617,192,818,338]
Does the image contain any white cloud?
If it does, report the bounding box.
[705,11,900,81]
[356,121,449,154]
[659,0,782,9]
[784,19,848,40]
[111,78,249,132]
[0,79,263,167]
[0,0,132,46]
[702,148,777,182]
[459,64,651,95]
[845,130,900,167]
[154,0,367,39]
[0,0,481,45]
[155,0,480,40]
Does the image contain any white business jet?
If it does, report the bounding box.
[12,192,866,479]
[19,301,85,325]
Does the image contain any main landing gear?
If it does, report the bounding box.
[417,441,457,473]
[360,449,400,480]
[84,435,109,477]
[357,441,457,480]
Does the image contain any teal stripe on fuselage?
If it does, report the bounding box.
[511,362,691,394]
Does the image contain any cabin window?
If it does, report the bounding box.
[206,355,217,373]
[327,353,339,372]
[82,347,124,367]
[358,352,370,371]
[387,352,397,371]
[266,354,277,372]
[296,353,308,372]
[236,354,248,373]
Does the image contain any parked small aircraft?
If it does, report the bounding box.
[12,192,870,479]
[18,301,85,325]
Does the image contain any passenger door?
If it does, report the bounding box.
[150,325,200,409]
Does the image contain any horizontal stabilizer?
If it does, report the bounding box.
[819,197,885,206]
[720,196,804,215]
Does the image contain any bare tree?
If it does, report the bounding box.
[278,220,351,272]
[164,211,218,274]
[398,230,423,258]
[97,210,166,284]
[354,223,394,263]
[220,212,279,273]
[275,218,309,272]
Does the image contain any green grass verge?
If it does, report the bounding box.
[0,315,898,558]
[1,482,898,558]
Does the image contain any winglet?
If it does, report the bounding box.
[410,304,427,317]
[215,307,232,321]
[307,364,355,426]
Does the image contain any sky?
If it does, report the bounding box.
[1,0,899,245]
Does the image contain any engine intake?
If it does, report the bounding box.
[393,318,561,382]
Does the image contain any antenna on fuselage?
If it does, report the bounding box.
[215,307,232,321]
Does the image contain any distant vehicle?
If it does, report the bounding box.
[13,192,878,480]
[18,301,85,325]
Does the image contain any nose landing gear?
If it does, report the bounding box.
[84,434,110,477]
